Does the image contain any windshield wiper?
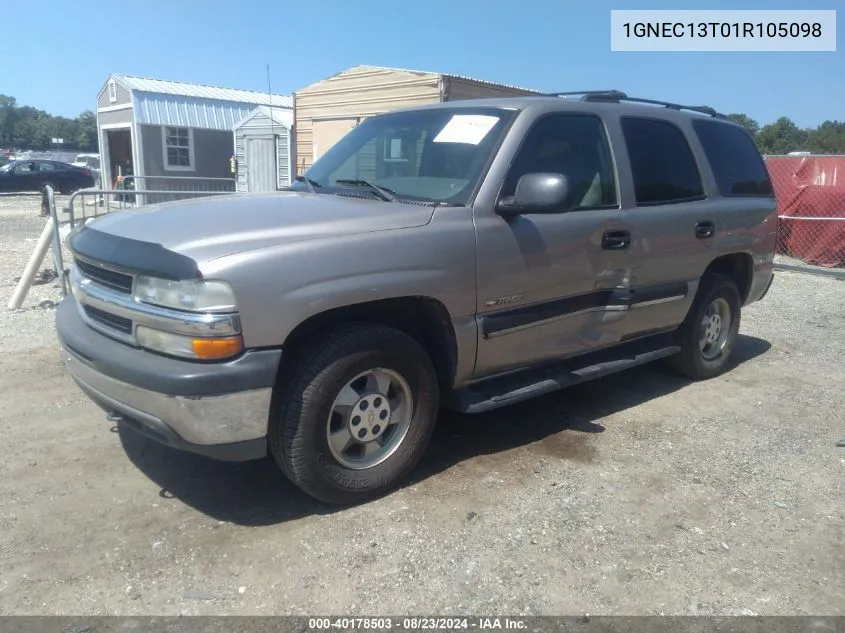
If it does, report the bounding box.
[334,178,397,202]
[294,175,321,193]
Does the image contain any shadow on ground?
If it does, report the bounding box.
[119,334,771,526]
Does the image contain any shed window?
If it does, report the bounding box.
[163,126,193,170]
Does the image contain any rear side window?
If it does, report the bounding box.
[692,119,774,197]
[621,117,705,206]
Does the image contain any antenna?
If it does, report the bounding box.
[266,63,277,188]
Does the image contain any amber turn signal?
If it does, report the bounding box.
[191,335,244,360]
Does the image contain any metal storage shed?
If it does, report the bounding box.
[95,74,292,195]
[293,65,540,174]
[232,106,294,193]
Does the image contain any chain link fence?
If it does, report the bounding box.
[764,154,845,275]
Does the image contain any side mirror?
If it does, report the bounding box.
[497,172,571,217]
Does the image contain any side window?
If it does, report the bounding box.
[692,119,773,197]
[14,163,34,173]
[502,114,617,209]
[621,117,704,205]
[37,162,57,171]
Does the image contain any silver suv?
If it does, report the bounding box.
[57,91,777,504]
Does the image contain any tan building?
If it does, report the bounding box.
[292,65,540,174]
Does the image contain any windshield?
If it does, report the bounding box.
[289,107,517,205]
[75,156,100,168]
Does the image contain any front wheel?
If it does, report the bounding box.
[269,323,440,505]
[666,273,741,380]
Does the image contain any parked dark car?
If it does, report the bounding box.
[0,159,96,195]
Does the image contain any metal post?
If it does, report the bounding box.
[45,185,68,296]
[7,217,54,310]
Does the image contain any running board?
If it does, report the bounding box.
[445,334,681,414]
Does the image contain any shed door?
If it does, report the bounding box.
[312,118,358,162]
[246,137,277,192]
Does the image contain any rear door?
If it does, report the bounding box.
[613,115,718,338]
[473,112,634,378]
[36,161,63,189]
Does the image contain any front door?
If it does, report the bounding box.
[473,112,634,378]
[11,162,38,191]
[246,137,278,192]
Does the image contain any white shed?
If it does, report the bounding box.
[233,106,295,192]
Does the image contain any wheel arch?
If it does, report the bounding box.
[702,252,754,304]
[279,296,459,391]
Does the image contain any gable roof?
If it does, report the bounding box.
[233,105,294,130]
[109,74,292,109]
[322,65,542,95]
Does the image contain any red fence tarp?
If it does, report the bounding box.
[765,155,845,268]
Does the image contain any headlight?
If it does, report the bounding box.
[134,276,237,312]
[136,326,243,360]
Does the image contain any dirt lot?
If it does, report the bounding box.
[0,195,843,617]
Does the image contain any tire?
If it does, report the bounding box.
[60,181,80,195]
[666,273,741,380]
[268,322,440,505]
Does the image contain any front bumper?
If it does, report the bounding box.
[56,295,281,461]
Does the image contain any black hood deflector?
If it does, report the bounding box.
[70,225,202,280]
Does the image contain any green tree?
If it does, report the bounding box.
[725,113,760,137]
[805,120,845,154]
[0,97,100,152]
[74,110,97,151]
[756,117,809,155]
[0,94,18,147]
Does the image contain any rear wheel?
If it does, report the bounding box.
[269,323,439,505]
[667,273,741,380]
[60,181,80,195]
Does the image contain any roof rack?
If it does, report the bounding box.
[543,90,628,100]
[540,90,725,118]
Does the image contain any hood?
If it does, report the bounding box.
[83,190,436,263]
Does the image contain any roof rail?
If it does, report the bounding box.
[540,90,725,118]
[543,90,629,100]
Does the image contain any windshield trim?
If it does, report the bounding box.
[290,105,522,207]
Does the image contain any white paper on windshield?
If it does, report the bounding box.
[433,115,499,145]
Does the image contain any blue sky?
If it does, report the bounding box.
[4,0,842,128]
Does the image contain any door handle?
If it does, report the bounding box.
[602,229,631,250]
[695,220,715,239]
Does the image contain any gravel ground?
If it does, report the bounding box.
[0,195,843,617]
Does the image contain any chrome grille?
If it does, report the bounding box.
[83,305,133,335]
[74,258,133,294]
